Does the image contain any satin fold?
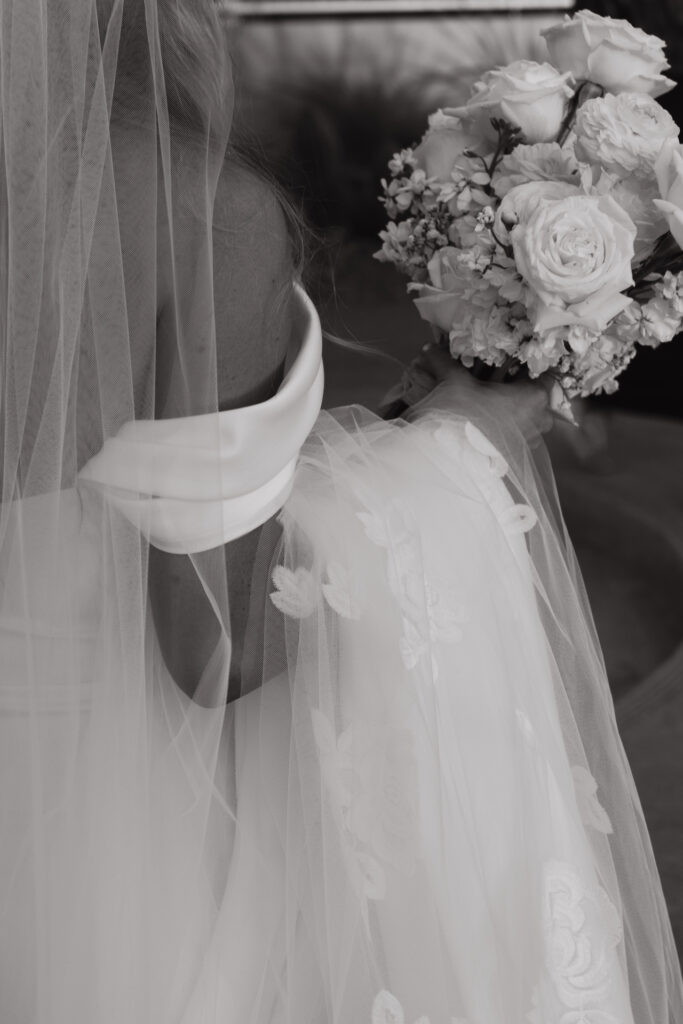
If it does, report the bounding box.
[78,284,324,553]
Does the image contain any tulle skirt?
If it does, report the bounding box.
[1,398,682,1023]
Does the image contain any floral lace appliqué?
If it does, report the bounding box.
[312,710,418,900]
[269,566,318,618]
[270,562,362,621]
[571,766,614,835]
[372,989,471,1024]
[538,860,623,1024]
[322,560,362,620]
[357,499,466,680]
[357,499,414,552]
[498,502,538,536]
[464,420,509,478]
[466,419,539,536]
[398,581,467,678]
[435,420,537,537]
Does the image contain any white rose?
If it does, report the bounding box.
[575,93,679,178]
[493,142,579,197]
[447,61,574,144]
[511,192,636,331]
[413,118,479,184]
[494,179,579,243]
[654,139,683,249]
[542,12,675,98]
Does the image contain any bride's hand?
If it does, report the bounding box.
[415,343,553,447]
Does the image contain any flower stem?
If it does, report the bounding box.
[557,80,604,147]
[487,118,523,178]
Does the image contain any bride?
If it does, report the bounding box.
[1,1,681,1022]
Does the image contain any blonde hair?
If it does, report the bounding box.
[99,0,231,138]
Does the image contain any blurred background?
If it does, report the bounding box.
[219,0,683,952]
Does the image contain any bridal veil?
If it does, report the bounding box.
[1,2,682,1023]
[0,0,241,1016]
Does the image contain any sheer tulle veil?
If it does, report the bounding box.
[0,0,240,1016]
[1,2,682,1023]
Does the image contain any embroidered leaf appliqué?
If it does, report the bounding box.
[515,708,540,750]
[400,617,428,670]
[498,503,537,536]
[372,991,406,1024]
[572,765,614,835]
[269,566,318,618]
[357,499,413,550]
[464,420,509,477]
[371,990,472,1024]
[322,561,361,620]
[356,851,387,901]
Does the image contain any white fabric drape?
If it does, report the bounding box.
[1,2,681,1022]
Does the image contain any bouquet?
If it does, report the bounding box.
[376,10,683,419]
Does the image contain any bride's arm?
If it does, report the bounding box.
[410,343,553,448]
[150,163,296,701]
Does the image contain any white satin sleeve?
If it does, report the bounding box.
[78,284,324,554]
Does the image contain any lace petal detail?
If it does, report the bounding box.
[464,420,509,477]
[356,851,387,901]
[322,561,361,620]
[560,1011,619,1024]
[425,583,466,644]
[516,708,540,750]
[542,861,623,1014]
[572,766,614,835]
[371,991,470,1024]
[357,500,413,550]
[400,617,428,670]
[311,710,354,808]
[372,990,406,1024]
[313,713,418,891]
[498,503,538,536]
[270,566,318,618]
[357,495,464,679]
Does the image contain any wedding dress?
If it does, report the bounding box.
[1,1,682,1022]
[2,280,681,1023]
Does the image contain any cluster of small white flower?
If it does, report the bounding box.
[376,10,683,416]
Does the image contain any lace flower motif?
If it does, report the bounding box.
[270,561,362,621]
[541,861,623,1017]
[322,560,362,620]
[464,422,537,535]
[436,420,537,536]
[572,765,614,835]
[527,987,621,1024]
[464,420,509,477]
[498,503,538,536]
[312,711,419,899]
[358,499,466,680]
[372,990,471,1024]
[270,566,318,618]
